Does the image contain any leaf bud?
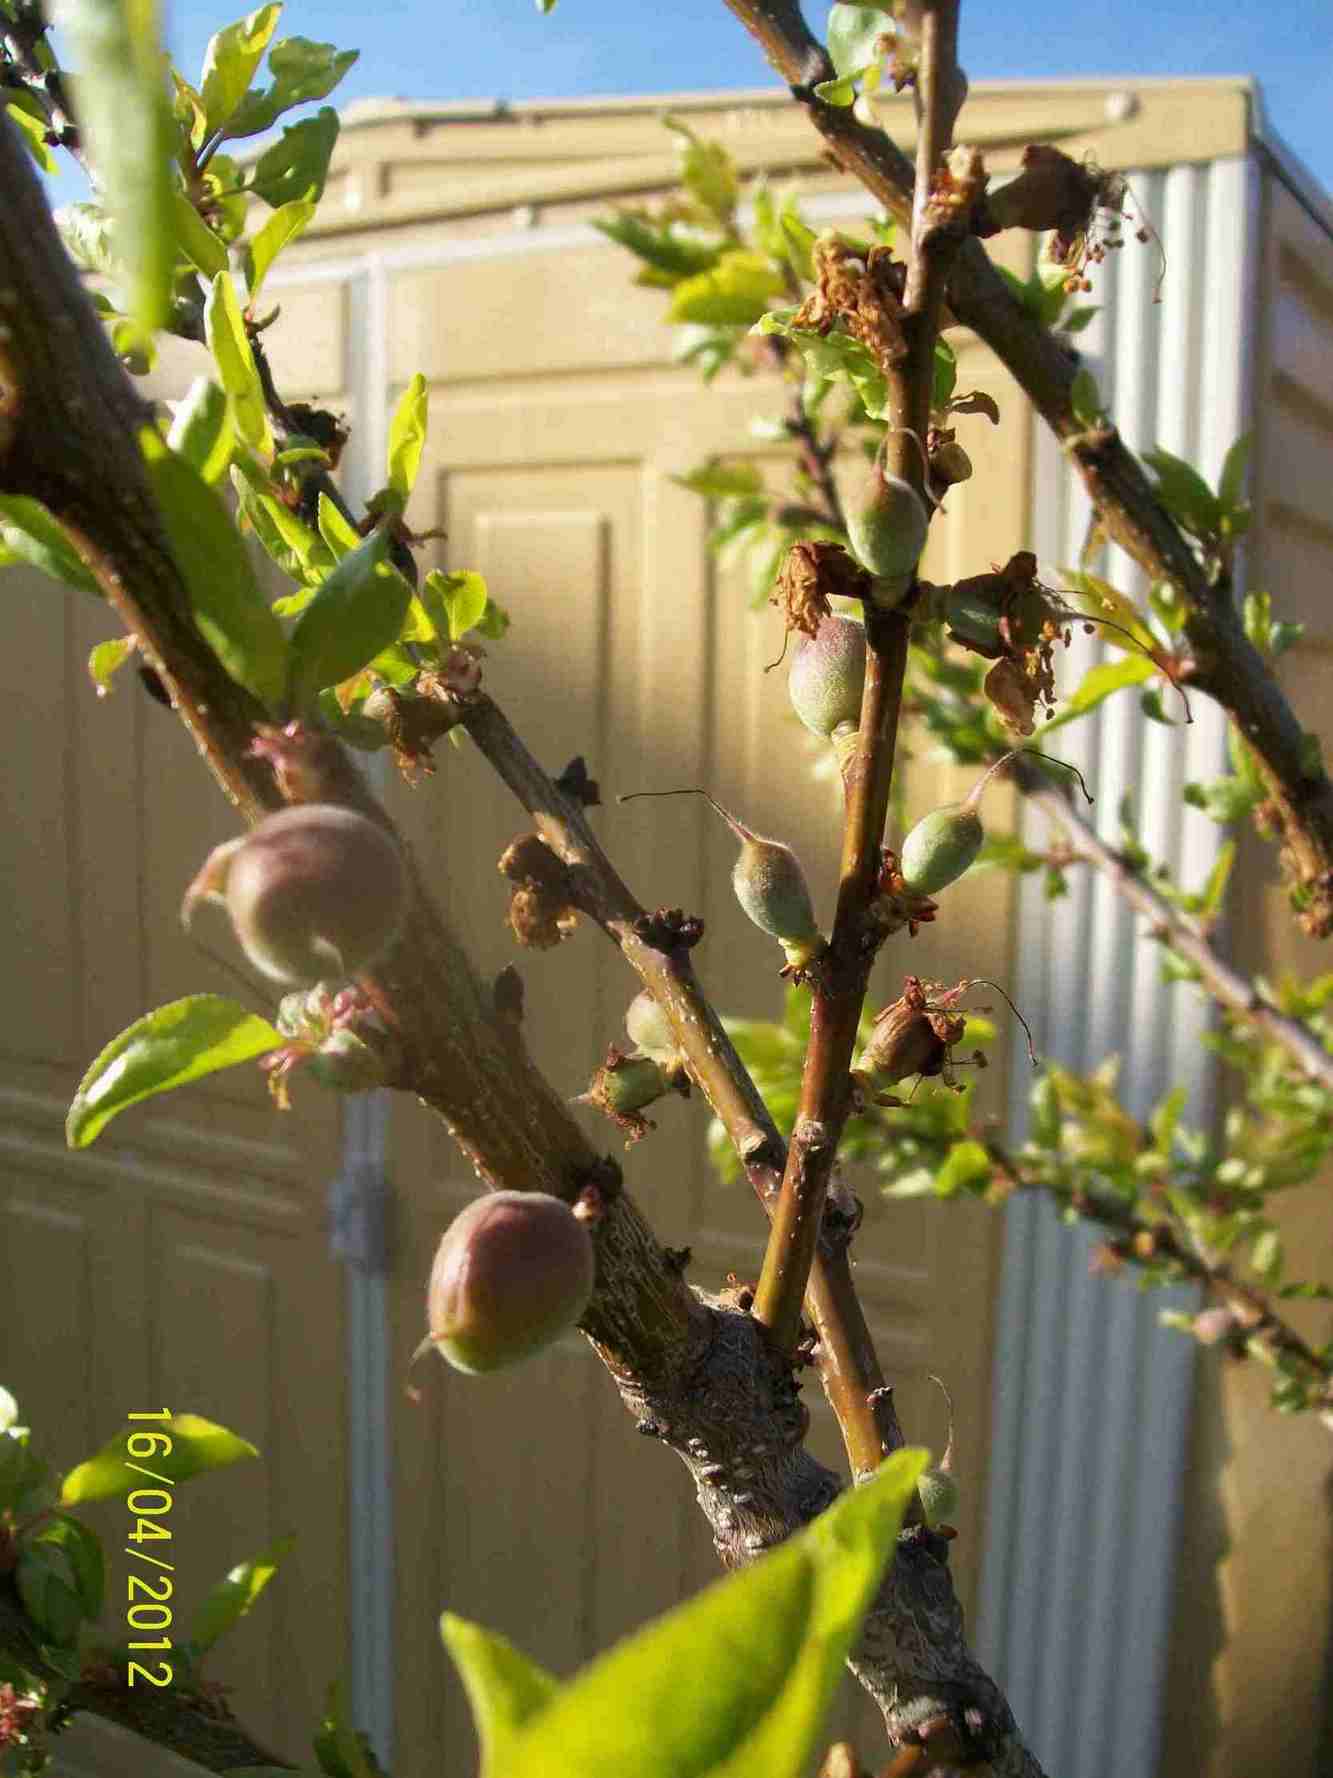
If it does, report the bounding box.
[182,803,407,986]
[423,1191,595,1375]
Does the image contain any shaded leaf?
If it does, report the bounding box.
[61,1412,259,1503]
[593,213,721,285]
[66,994,282,1149]
[191,1537,292,1653]
[1217,432,1251,516]
[245,198,317,300]
[16,1541,84,1645]
[1144,446,1221,537]
[249,106,339,207]
[1044,652,1155,732]
[224,36,359,139]
[287,527,412,708]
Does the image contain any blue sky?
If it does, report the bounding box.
[155,0,1331,192]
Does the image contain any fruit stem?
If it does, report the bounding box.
[929,1374,955,1472]
[962,747,1094,813]
[963,977,1039,1067]
[618,787,754,844]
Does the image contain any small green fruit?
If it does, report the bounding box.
[183,803,407,986]
[899,803,985,897]
[424,1191,595,1375]
[846,462,929,584]
[916,1465,960,1529]
[788,613,867,740]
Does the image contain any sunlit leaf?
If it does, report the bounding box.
[88,635,137,694]
[0,496,99,594]
[245,197,317,300]
[191,1537,292,1653]
[668,251,785,327]
[167,376,236,484]
[205,271,273,454]
[287,527,412,707]
[62,1412,259,1502]
[223,36,358,139]
[199,3,283,136]
[249,106,339,207]
[66,995,282,1149]
[386,373,428,500]
[440,1617,557,1776]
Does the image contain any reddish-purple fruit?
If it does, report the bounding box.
[788,612,867,741]
[423,1191,595,1375]
[183,803,407,986]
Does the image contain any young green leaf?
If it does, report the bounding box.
[671,462,765,500]
[1043,653,1155,732]
[439,1617,558,1777]
[249,106,339,207]
[66,994,283,1149]
[0,496,100,594]
[826,4,887,77]
[199,3,283,136]
[52,0,176,333]
[934,1138,992,1197]
[140,429,289,707]
[172,190,229,279]
[191,1537,293,1654]
[223,36,359,139]
[593,214,721,285]
[813,71,861,106]
[422,569,488,641]
[61,1413,259,1503]
[1143,446,1222,538]
[16,1540,85,1646]
[387,374,429,500]
[26,1513,105,1619]
[167,377,236,484]
[56,201,120,279]
[668,251,785,327]
[932,337,958,411]
[88,635,137,694]
[287,527,413,708]
[205,271,274,454]
[317,492,363,559]
[1070,367,1105,428]
[313,1684,381,1778]
[1217,431,1251,516]
[6,99,57,173]
[245,197,317,300]
[455,1448,924,1778]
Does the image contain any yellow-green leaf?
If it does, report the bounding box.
[62,1412,259,1502]
[245,197,316,300]
[0,495,99,594]
[167,376,235,484]
[287,526,413,708]
[204,271,273,454]
[199,4,283,136]
[440,1617,557,1776]
[191,1537,292,1653]
[386,373,428,499]
[173,189,229,279]
[668,251,785,327]
[88,635,137,694]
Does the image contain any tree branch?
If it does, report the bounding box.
[722,0,1333,935]
[1017,764,1333,1093]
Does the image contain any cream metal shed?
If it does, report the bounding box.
[7,73,1329,1778]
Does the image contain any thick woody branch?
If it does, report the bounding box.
[723,0,1333,933]
[1018,767,1333,1093]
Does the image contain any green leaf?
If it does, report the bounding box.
[66,994,283,1149]
[672,462,765,500]
[313,1684,382,1778]
[934,1138,991,1197]
[16,1541,85,1646]
[204,271,273,454]
[668,251,785,327]
[191,1537,292,1654]
[167,377,236,484]
[1217,431,1251,516]
[1061,306,1098,335]
[439,1617,558,1776]
[422,569,488,641]
[245,198,317,300]
[1070,367,1104,428]
[52,0,176,333]
[813,72,861,106]
[1196,839,1236,919]
[466,1449,925,1778]
[1060,568,1157,652]
[665,119,738,226]
[56,201,120,279]
[387,374,428,500]
[1251,1229,1283,1283]
[30,1513,105,1619]
[317,492,362,560]
[223,36,359,140]
[593,214,721,286]
[6,100,56,173]
[61,1412,259,1504]
[88,635,137,694]
[249,106,339,207]
[1144,447,1222,538]
[1044,652,1155,731]
[140,429,288,707]
[826,4,887,77]
[287,527,412,708]
[172,190,229,279]
[199,4,283,136]
[0,496,99,594]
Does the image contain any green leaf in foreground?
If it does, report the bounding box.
[67,994,282,1149]
[0,495,100,594]
[140,428,289,708]
[191,1537,293,1653]
[61,1412,258,1503]
[447,1448,925,1778]
[167,376,236,484]
[205,271,274,454]
[440,1617,558,1777]
[52,0,176,333]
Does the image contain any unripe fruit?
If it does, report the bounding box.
[846,459,929,586]
[620,790,824,969]
[183,803,407,986]
[788,613,867,740]
[915,1375,958,1530]
[899,802,985,898]
[423,1191,595,1375]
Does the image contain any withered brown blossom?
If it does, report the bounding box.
[772,538,872,640]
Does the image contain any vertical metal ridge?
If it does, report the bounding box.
[980,156,1253,1778]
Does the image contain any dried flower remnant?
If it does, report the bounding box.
[498,833,580,950]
